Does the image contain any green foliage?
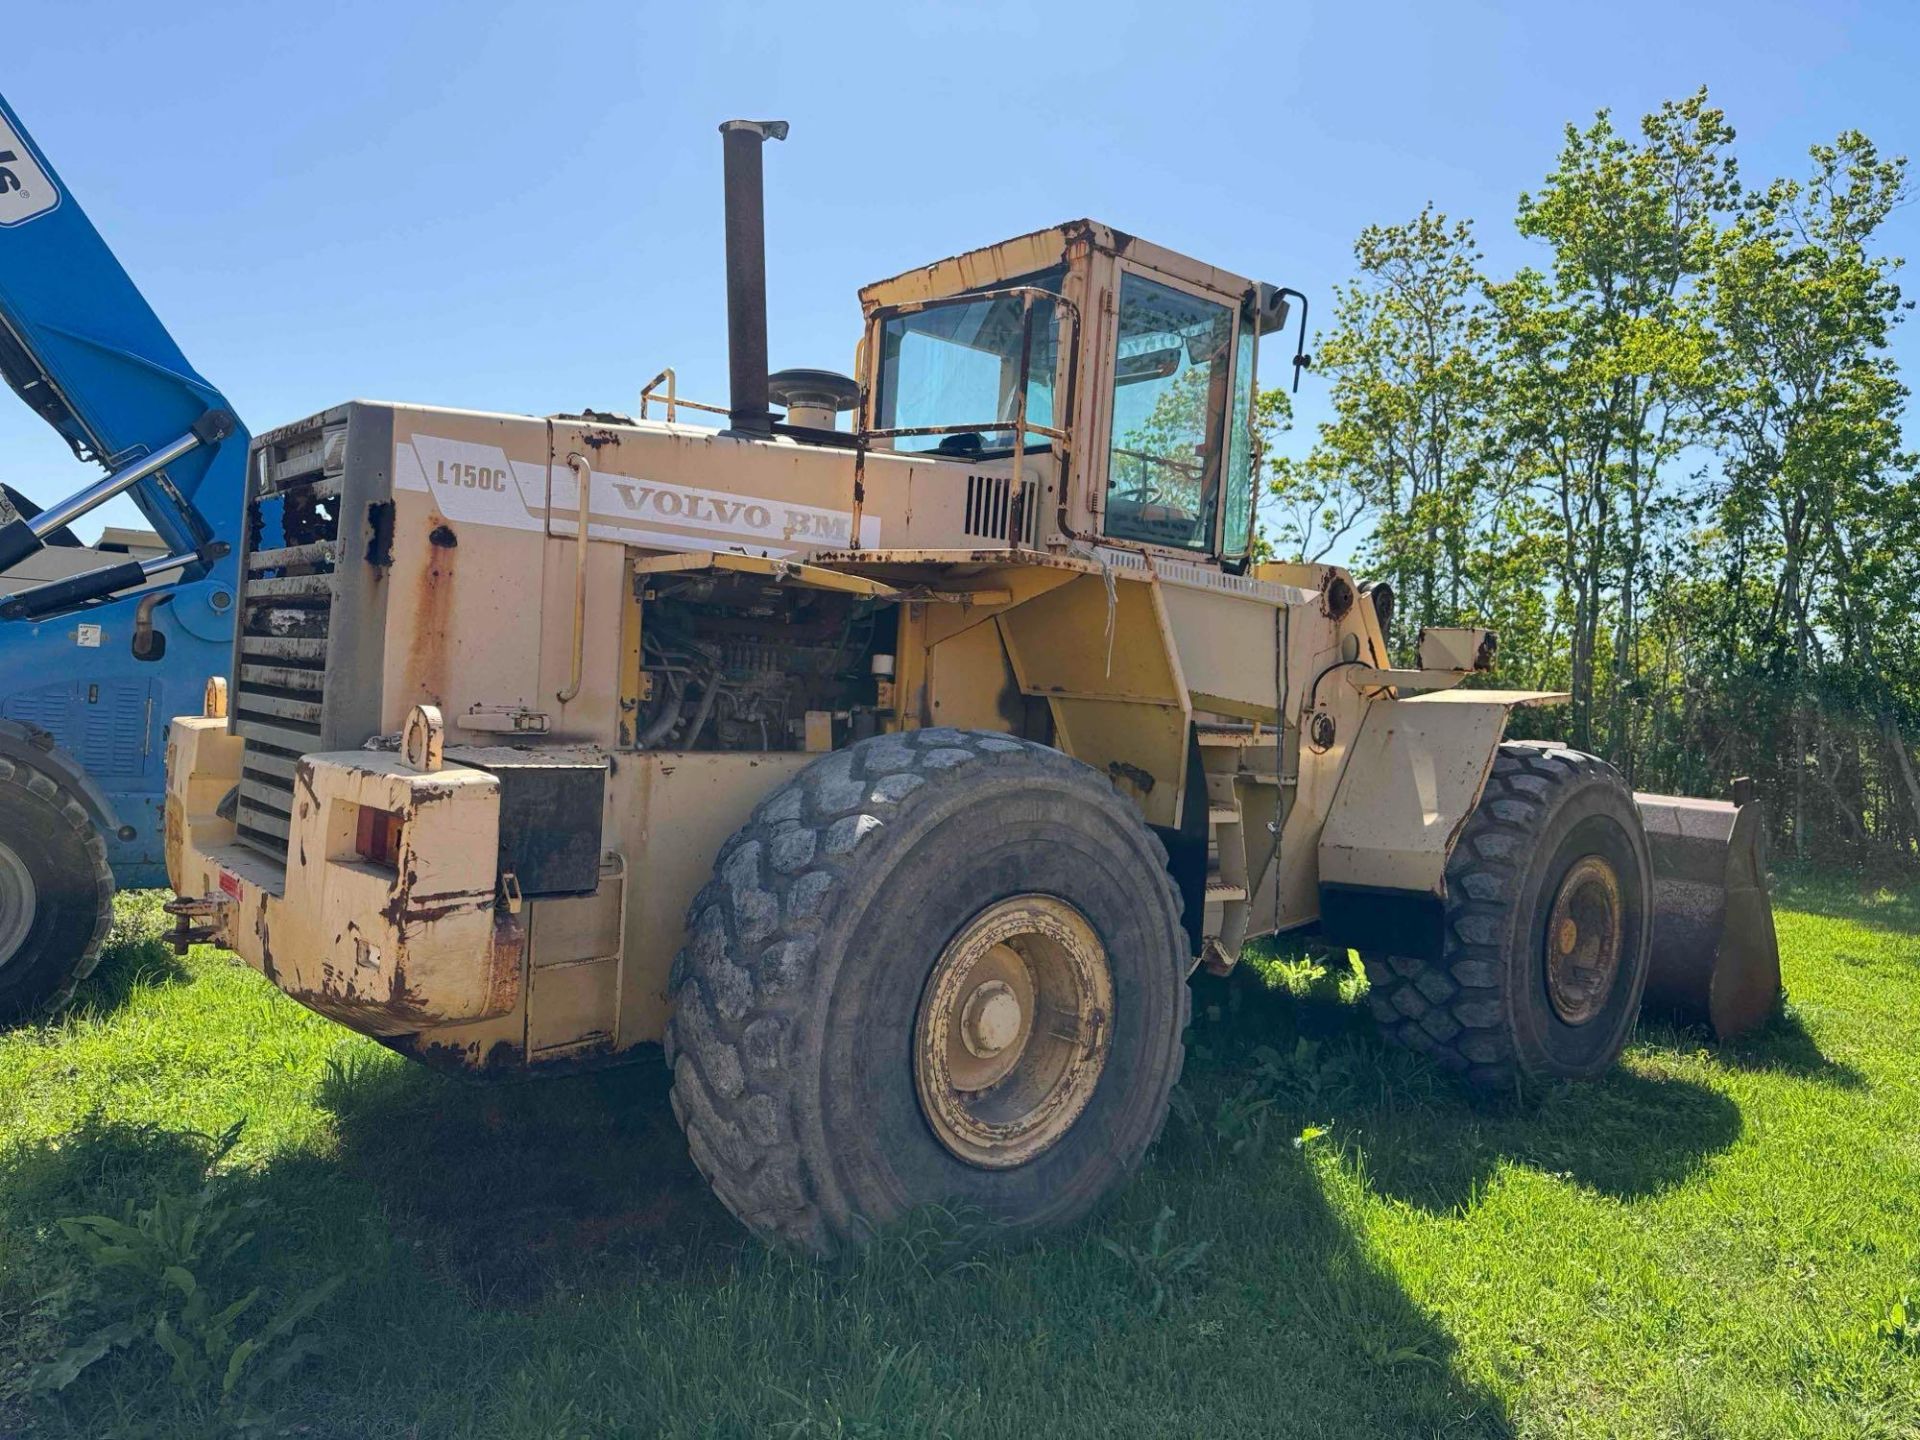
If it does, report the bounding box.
[1097,1206,1211,1316]
[1874,1291,1920,1353]
[1210,1084,1277,1158]
[27,1121,340,1431]
[1266,87,1919,865]
[5,884,1920,1435]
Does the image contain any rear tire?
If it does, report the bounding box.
[0,755,114,1023]
[664,729,1190,1253]
[1361,741,1653,1092]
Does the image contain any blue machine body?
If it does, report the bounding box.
[0,92,246,888]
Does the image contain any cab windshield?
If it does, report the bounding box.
[875,269,1061,459]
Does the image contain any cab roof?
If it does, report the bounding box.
[858,219,1257,314]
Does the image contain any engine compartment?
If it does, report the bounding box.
[632,569,892,752]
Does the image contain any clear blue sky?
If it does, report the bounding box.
[6,0,1916,542]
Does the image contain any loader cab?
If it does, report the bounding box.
[855,221,1280,565]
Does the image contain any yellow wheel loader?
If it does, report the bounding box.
[164,121,1779,1252]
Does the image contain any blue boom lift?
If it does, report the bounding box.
[0,92,246,1018]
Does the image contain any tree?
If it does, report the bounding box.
[1258,91,1918,866]
[1486,90,1736,762]
[1266,207,1546,662]
[1708,130,1917,854]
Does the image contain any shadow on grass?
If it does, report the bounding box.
[1640,1003,1867,1090]
[0,1113,214,1221]
[315,1046,743,1306]
[24,890,194,1029]
[65,931,190,1020]
[300,1038,1515,1436]
[0,1115,403,1440]
[1769,866,1920,938]
[1188,970,1744,1217]
[8,1028,1518,1434]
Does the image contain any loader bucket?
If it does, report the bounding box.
[1634,785,1782,1039]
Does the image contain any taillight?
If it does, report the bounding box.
[355,805,405,869]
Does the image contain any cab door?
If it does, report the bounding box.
[1091,262,1247,560]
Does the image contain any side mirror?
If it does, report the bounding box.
[1255,283,1312,393]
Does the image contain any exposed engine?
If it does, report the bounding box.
[633,570,887,751]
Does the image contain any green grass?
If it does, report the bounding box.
[2,876,1917,1438]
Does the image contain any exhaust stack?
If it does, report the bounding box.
[719,119,788,436]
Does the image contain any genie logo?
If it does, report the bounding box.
[0,113,59,227]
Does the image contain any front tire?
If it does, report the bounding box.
[0,755,114,1023]
[664,729,1190,1253]
[1362,741,1653,1092]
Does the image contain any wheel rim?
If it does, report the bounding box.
[1543,854,1623,1025]
[0,840,37,969]
[914,895,1113,1170]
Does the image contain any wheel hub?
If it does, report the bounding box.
[960,979,1024,1059]
[1544,854,1623,1025]
[914,895,1112,1170]
[0,840,37,969]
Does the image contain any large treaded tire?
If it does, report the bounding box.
[664,728,1190,1253]
[1361,741,1653,1093]
[0,754,114,1023]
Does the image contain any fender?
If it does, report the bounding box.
[1315,689,1565,959]
[0,715,120,832]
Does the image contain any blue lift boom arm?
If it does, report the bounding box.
[0,92,249,899]
[0,91,246,609]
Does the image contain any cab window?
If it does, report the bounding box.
[1103,271,1234,551]
[1221,307,1257,558]
[876,268,1062,459]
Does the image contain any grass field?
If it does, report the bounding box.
[2,874,1917,1438]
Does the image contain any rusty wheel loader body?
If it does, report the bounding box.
[165,120,1780,1247]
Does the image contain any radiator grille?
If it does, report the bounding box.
[231,423,345,861]
[962,473,1036,546]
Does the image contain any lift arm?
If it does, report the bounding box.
[0,92,246,611]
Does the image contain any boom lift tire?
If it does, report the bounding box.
[665,727,1190,1252]
[0,755,114,1022]
[1360,741,1653,1093]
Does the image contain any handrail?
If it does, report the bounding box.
[850,286,1082,551]
[859,420,1072,445]
[556,453,592,704]
[638,367,728,423]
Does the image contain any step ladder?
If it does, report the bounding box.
[1194,724,1281,975]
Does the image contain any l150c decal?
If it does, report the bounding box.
[394,435,879,555]
[0,112,59,227]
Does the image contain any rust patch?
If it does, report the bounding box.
[254,893,276,985]
[295,760,320,811]
[486,909,527,1019]
[365,500,395,567]
[379,1034,527,1077]
[429,523,458,549]
[378,1034,482,1073]
[163,796,183,863]
[385,958,432,1017]
[407,511,457,702]
[377,883,491,932]
[1107,759,1157,795]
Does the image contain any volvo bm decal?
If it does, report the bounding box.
[394,434,879,555]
